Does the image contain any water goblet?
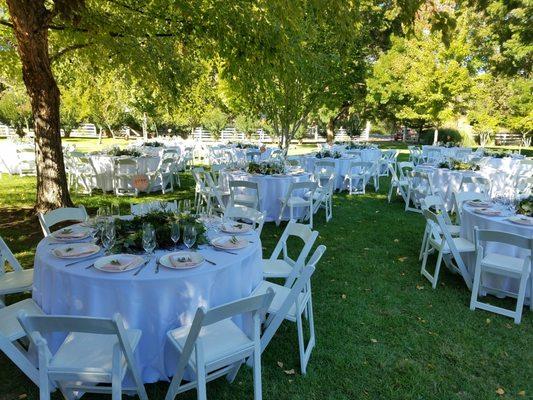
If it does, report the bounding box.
[142,223,157,255]
[170,221,181,250]
[183,225,197,250]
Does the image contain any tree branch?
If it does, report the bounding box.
[50,42,93,62]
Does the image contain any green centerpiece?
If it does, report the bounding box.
[516,196,533,217]
[316,149,342,159]
[111,210,207,253]
[105,146,143,157]
[247,160,286,175]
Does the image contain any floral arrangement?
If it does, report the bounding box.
[247,160,286,175]
[105,146,142,157]
[437,160,480,171]
[483,149,512,159]
[316,149,342,159]
[143,141,164,147]
[231,142,258,149]
[345,142,378,150]
[516,196,533,217]
[111,210,207,253]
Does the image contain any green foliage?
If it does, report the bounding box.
[201,106,228,140]
[0,87,32,137]
[234,114,259,139]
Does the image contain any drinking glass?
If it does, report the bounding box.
[183,199,192,215]
[142,223,157,255]
[183,225,197,250]
[102,221,116,254]
[170,221,181,250]
[110,203,120,217]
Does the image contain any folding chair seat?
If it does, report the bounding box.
[0,236,33,307]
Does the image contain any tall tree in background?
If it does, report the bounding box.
[4,0,83,211]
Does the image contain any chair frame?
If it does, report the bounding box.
[37,206,88,237]
[470,228,532,324]
[165,291,274,400]
[18,312,148,400]
[277,182,317,228]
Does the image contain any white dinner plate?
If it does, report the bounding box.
[51,227,92,242]
[93,254,144,273]
[52,243,100,259]
[467,200,492,208]
[507,216,533,226]
[211,235,249,250]
[474,208,501,216]
[160,251,204,269]
[220,222,253,234]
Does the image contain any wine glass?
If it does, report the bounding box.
[110,203,120,217]
[183,199,192,215]
[142,223,157,255]
[102,221,115,254]
[170,221,180,250]
[183,225,197,250]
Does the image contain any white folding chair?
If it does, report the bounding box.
[311,166,335,223]
[419,195,461,261]
[65,153,99,194]
[204,172,228,214]
[253,245,326,374]
[246,150,262,163]
[112,157,140,196]
[470,228,532,324]
[262,220,318,279]
[224,205,266,236]
[458,175,492,196]
[344,161,373,195]
[38,206,88,237]
[405,171,433,213]
[164,291,275,400]
[17,148,36,176]
[425,148,443,165]
[0,298,44,386]
[228,180,261,210]
[277,182,317,228]
[387,163,409,204]
[18,312,148,400]
[0,236,34,308]
[420,209,475,289]
[378,149,398,177]
[452,191,490,224]
[154,157,176,194]
[131,200,178,216]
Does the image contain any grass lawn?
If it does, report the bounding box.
[0,144,532,399]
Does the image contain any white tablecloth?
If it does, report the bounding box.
[460,205,532,303]
[33,229,263,383]
[422,146,472,159]
[220,170,312,222]
[301,149,381,191]
[416,166,517,210]
[91,155,161,192]
[0,141,34,174]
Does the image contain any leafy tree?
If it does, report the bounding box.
[0,86,32,137]
[201,106,228,140]
[234,114,259,139]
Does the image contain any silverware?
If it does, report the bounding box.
[155,256,161,273]
[133,257,152,276]
[64,253,102,267]
[204,258,216,265]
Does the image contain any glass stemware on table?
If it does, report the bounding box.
[101,220,116,254]
[183,225,197,250]
[170,221,181,250]
[142,223,157,256]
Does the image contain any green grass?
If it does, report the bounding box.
[0,147,532,399]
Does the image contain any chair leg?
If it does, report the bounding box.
[432,251,444,289]
[197,366,207,400]
[296,310,306,374]
[253,349,262,400]
[469,264,482,311]
[514,273,529,324]
[419,225,429,261]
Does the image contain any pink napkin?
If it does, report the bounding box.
[54,230,87,239]
[170,255,198,267]
[101,257,134,271]
[217,237,245,249]
[55,245,96,258]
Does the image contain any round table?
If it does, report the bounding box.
[32,227,263,383]
[460,205,532,303]
[416,166,516,210]
[91,155,161,192]
[220,170,312,222]
[302,149,381,191]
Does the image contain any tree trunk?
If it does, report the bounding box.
[6,0,73,212]
[326,116,335,144]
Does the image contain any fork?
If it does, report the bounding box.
[133,257,152,276]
